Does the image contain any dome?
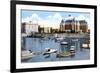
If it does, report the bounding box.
[65,15,75,20]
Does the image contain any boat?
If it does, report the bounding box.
[72,39,78,41]
[43,48,57,55]
[60,41,68,45]
[56,37,64,40]
[21,50,34,60]
[70,46,75,56]
[56,46,76,58]
[82,43,90,49]
[55,37,64,42]
[70,46,75,51]
[56,51,71,58]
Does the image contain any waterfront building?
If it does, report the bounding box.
[79,20,88,33]
[21,21,38,35]
[60,18,78,33]
[38,26,44,33]
[60,19,65,32]
[75,21,80,33]
[38,26,53,34]
[44,27,51,33]
[65,18,75,33]
[60,16,88,33]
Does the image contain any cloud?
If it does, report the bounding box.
[22,13,41,23]
[22,13,90,29]
[65,15,74,20]
[76,15,86,20]
[53,13,62,19]
[75,15,90,29]
[76,15,90,24]
[22,13,62,28]
[22,17,30,22]
[44,13,62,28]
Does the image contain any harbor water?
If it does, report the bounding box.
[22,37,90,63]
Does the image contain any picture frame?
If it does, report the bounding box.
[10,0,97,72]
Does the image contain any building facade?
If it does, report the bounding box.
[79,20,88,33]
[21,21,38,35]
[60,18,88,33]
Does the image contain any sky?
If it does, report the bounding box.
[21,10,90,28]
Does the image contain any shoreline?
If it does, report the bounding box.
[22,33,90,38]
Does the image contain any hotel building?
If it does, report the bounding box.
[60,17,88,33]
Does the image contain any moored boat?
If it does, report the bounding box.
[82,43,90,49]
[60,41,68,45]
[70,46,75,56]
[56,51,71,58]
[43,48,57,55]
[21,50,34,61]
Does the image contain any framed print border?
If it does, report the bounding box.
[10,0,97,72]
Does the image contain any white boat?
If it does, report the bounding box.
[82,43,90,48]
[70,46,75,55]
[72,39,78,41]
[56,37,64,41]
[43,48,57,55]
[60,41,68,45]
[70,46,75,51]
[21,50,34,60]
